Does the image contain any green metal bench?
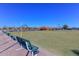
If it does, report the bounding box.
[3,32,39,56]
[15,36,39,56]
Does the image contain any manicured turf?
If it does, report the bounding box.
[10,30,79,56]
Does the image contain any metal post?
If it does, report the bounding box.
[20,23,23,38]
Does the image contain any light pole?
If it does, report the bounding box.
[21,23,23,38]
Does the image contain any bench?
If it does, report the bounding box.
[3,32,39,56]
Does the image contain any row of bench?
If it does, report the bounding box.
[3,31,39,56]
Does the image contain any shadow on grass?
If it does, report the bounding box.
[71,49,79,56]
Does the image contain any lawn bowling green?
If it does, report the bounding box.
[10,30,79,56]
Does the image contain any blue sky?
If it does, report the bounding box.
[0,3,79,27]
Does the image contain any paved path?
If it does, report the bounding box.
[0,31,58,56]
[0,31,27,56]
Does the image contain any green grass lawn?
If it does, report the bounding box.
[10,30,79,56]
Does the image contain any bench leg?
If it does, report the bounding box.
[26,51,29,56]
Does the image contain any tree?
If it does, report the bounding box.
[62,24,69,30]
